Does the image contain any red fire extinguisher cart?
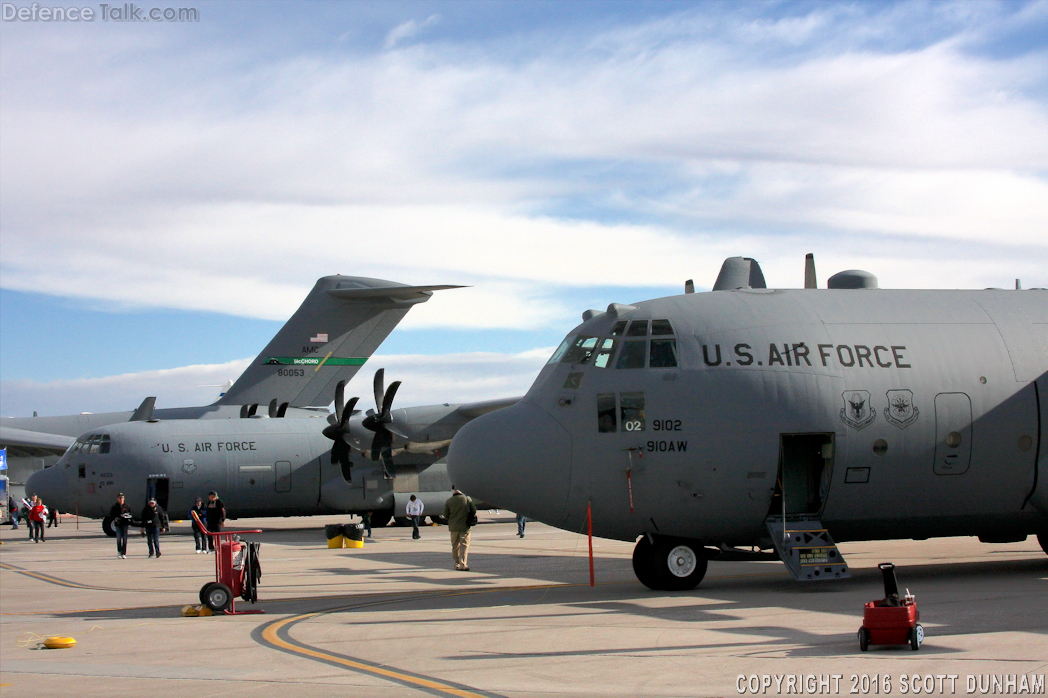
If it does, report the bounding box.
[858,562,923,651]
[192,512,264,615]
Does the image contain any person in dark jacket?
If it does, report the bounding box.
[204,491,225,552]
[190,497,209,553]
[109,493,133,558]
[47,504,59,528]
[441,490,477,571]
[140,498,167,558]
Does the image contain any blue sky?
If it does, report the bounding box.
[2,0,1047,416]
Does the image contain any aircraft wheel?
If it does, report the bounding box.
[204,583,233,613]
[634,536,707,591]
[199,582,216,606]
[102,516,116,538]
[369,509,393,529]
[393,516,411,527]
[631,536,660,589]
[910,624,924,651]
[429,515,448,525]
[1037,532,1048,555]
[858,627,870,652]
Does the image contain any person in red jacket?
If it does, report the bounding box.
[29,499,47,543]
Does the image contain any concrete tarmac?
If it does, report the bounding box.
[1,513,1046,697]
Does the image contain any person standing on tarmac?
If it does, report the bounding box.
[190,497,209,553]
[109,493,133,558]
[8,496,19,530]
[441,489,477,571]
[29,499,47,542]
[47,504,59,528]
[204,491,225,553]
[140,497,167,558]
[406,494,424,540]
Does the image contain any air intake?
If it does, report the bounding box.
[713,257,767,291]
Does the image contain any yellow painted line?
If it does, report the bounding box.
[314,351,334,372]
[262,613,487,698]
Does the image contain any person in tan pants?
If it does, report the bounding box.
[442,490,477,571]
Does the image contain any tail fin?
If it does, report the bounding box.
[217,276,462,409]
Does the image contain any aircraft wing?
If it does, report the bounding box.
[0,426,75,452]
[454,396,523,419]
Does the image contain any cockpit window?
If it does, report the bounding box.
[615,340,647,369]
[651,319,674,336]
[563,372,584,389]
[626,320,649,337]
[561,336,598,364]
[593,338,617,368]
[71,434,111,455]
[547,336,574,365]
[649,339,678,368]
[609,321,627,337]
[597,393,617,433]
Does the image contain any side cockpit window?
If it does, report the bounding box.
[561,336,598,365]
[596,392,645,433]
[548,336,574,364]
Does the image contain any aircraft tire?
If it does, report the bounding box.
[631,536,661,589]
[653,539,708,591]
[393,516,411,527]
[370,509,394,529]
[204,583,233,613]
[102,517,116,538]
[1038,532,1048,555]
[429,515,448,525]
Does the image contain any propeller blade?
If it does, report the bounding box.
[334,380,346,422]
[240,404,250,419]
[277,402,289,418]
[341,396,359,430]
[381,381,402,419]
[373,368,385,415]
[268,399,278,418]
[370,429,392,462]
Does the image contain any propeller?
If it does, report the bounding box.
[360,368,402,478]
[322,380,359,474]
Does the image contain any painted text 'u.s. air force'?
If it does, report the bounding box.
[701,343,911,369]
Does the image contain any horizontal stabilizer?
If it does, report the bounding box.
[327,284,466,304]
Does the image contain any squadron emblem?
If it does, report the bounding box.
[884,389,919,429]
[840,390,876,430]
[181,459,197,474]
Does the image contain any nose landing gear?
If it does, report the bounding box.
[632,535,708,591]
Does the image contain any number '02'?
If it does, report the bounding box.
[624,421,643,431]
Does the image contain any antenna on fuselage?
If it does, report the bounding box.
[684,279,695,294]
[804,253,817,289]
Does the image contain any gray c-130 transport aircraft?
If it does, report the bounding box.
[25,368,515,530]
[2,276,461,496]
[448,256,1048,590]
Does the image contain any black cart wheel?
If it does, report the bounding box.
[102,516,116,538]
[910,624,923,651]
[199,582,216,606]
[204,583,233,612]
[858,627,870,652]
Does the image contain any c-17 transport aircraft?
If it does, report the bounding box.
[447,256,1048,590]
[25,369,517,530]
[3,276,460,497]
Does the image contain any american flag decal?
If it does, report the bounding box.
[310,333,329,343]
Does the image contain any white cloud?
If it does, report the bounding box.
[384,14,440,50]
[1,2,1046,327]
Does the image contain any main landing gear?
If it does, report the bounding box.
[102,516,116,538]
[632,535,708,591]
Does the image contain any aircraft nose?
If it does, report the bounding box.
[448,401,572,526]
[25,465,65,507]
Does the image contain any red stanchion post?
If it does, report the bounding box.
[587,500,594,587]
